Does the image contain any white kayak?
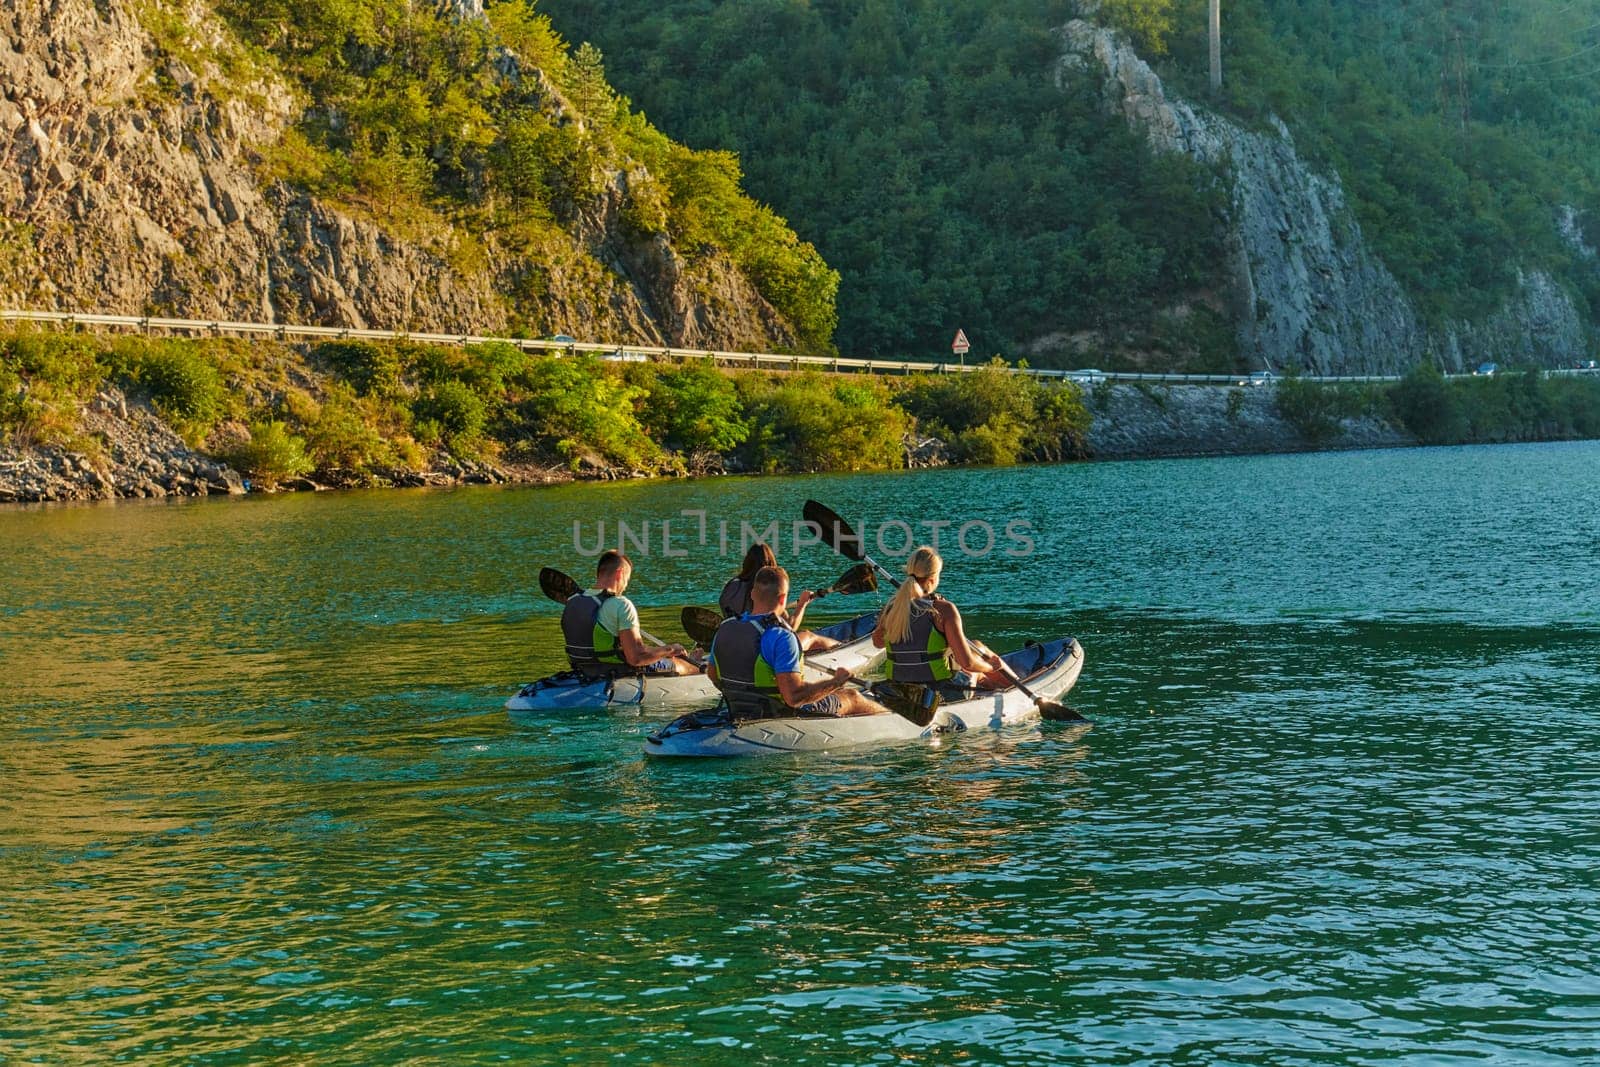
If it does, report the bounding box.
[506,612,884,715]
[644,637,1085,757]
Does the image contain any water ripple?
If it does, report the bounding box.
[5,448,1600,1061]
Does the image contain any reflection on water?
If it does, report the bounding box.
[4,444,1600,1061]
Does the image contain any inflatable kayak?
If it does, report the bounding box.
[506,612,884,715]
[644,637,1084,757]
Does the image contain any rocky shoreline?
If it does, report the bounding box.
[1084,382,1413,458]
[1,381,1419,506]
[1,387,246,504]
[0,386,576,504]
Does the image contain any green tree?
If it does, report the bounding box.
[223,421,314,488]
[1099,0,1179,54]
[516,357,659,469]
[636,362,750,454]
[568,42,613,126]
[737,372,908,472]
[1390,363,1465,444]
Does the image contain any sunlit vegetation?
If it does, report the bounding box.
[0,330,1092,480]
[543,0,1600,355]
[197,0,838,348]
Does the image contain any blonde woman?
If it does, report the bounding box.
[871,546,1008,689]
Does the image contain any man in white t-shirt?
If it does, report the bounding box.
[560,550,701,678]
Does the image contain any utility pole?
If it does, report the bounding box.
[1209,0,1222,94]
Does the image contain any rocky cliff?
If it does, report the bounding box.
[0,0,797,349]
[1056,20,1591,375]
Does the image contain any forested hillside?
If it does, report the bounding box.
[539,0,1231,364]
[542,0,1600,364]
[1140,0,1600,326]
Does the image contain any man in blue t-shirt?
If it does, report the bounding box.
[706,566,886,718]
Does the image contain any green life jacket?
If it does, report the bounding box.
[561,590,629,677]
[886,597,953,683]
[710,613,795,717]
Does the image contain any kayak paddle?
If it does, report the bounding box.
[815,562,878,598]
[991,654,1088,723]
[538,566,580,603]
[680,605,724,647]
[802,500,901,589]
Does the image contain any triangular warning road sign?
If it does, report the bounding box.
[952,329,970,354]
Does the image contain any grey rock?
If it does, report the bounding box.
[903,434,949,469]
[1055,20,1590,374]
[1086,382,1412,458]
[0,0,802,355]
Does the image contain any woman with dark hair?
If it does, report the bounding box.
[719,543,838,652]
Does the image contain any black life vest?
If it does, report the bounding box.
[710,613,792,717]
[886,597,954,683]
[719,577,752,618]
[561,590,629,678]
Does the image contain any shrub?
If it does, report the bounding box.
[2,330,104,401]
[461,341,533,398]
[894,361,1088,464]
[136,342,223,427]
[957,415,1026,466]
[897,361,1032,437]
[636,360,750,454]
[0,330,106,445]
[1274,376,1347,443]
[0,360,28,430]
[399,343,463,388]
[1027,385,1093,461]
[302,385,402,472]
[315,341,404,398]
[737,372,907,472]
[413,379,488,455]
[1457,375,1520,442]
[222,421,313,488]
[1390,363,1465,444]
[515,356,659,469]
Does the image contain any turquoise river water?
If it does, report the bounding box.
[3,442,1600,1063]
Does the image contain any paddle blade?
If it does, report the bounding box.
[873,681,940,728]
[1040,702,1090,723]
[681,606,725,647]
[539,567,580,604]
[802,500,865,561]
[828,563,878,596]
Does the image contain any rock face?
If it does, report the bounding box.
[0,387,245,503]
[1085,383,1412,459]
[0,0,798,349]
[1056,20,1592,374]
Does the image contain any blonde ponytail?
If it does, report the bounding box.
[880,546,943,645]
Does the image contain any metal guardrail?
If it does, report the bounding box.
[2,309,1592,385]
